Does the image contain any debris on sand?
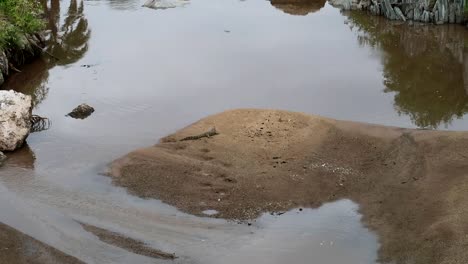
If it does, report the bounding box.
[180,127,218,141]
[67,104,95,119]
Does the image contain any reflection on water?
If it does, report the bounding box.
[1,144,35,169]
[0,0,467,262]
[143,0,190,10]
[42,0,91,66]
[222,200,379,264]
[3,0,90,106]
[347,12,468,129]
[1,0,467,129]
[107,0,141,10]
[270,0,326,16]
[2,59,49,107]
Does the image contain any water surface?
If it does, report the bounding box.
[1,0,467,262]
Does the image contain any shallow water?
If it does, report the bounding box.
[1,0,467,262]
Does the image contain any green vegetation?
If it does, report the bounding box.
[0,0,44,50]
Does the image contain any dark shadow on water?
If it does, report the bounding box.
[346,12,468,129]
[1,144,36,170]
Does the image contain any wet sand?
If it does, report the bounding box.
[0,222,82,264]
[80,223,176,260]
[110,109,468,264]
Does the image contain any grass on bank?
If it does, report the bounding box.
[0,0,44,51]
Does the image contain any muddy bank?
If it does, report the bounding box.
[0,222,82,264]
[110,109,468,264]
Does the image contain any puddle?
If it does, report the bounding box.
[219,200,379,264]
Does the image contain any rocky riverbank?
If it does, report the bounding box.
[329,0,466,24]
[0,0,45,87]
[0,34,45,87]
[110,109,468,264]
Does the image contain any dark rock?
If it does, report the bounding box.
[67,104,95,119]
[455,4,463,23]
[0,51,8,76]
[394,6,406,21]
[434,10,441,24]
[383,0,396,19]
[413,7,421,21]
[381,0,387,16]
[449,3,455,23]
[437,0,448,23]
[422,10,430,22]
[406,8,414,20]
[369,0,378,15]
[0,151,6,166]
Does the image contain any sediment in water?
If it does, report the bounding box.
[110,108,468,264]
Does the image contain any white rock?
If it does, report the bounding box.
[143,0,189,10]
[0,90,32,151]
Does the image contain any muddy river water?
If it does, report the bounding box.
[1,0,468,263]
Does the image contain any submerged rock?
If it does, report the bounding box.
[67,104,95,119]
[0,90,32,151]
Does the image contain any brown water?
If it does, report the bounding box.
[1,0,468,262]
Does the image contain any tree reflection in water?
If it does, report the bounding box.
[2,0,91,106]
[42,0,91,66]
[347,12,468,129]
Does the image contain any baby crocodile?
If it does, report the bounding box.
[180,127,219,141]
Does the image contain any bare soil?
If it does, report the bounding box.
[110,109,468,264]
[0,222,83,264]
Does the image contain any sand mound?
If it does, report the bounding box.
[110,109,468,264]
